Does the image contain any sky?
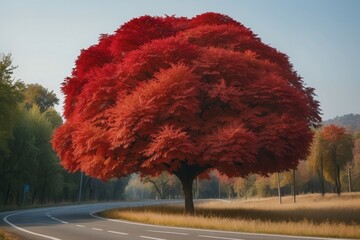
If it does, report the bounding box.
[1,0,359,121]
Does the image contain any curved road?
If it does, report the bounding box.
[1,201,341,240]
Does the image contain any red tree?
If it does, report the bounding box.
[52,13,321,213]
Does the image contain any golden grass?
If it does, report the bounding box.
[0,229,19,240]
[101,193,360,239]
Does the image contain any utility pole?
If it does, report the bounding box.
[78,172,84,203]
[348,168,352,193]
[218,179,221,199]
[292,168,296,203]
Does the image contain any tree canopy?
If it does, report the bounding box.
[24,83,59,112]
[0,54,24,157]
[308,125,353,195]
[52,13,321,213]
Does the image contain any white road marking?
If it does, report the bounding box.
[199,235,244,240]
[76,224,86,228]
[107,230,129,235]
[147,230,189,235]
[92,227,103,231]
[140,236,167,240]
[51,217,68,224]
[3,211,62,240]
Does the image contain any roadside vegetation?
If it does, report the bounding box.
[0,54,130,211]
[101,193,360,239]
[0,229,18,240]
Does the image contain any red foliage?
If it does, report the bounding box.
[321,124,346,142]
[52,13,321,182]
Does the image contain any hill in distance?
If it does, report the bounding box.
[323,114,360,131]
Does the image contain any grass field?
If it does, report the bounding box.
[101,193,360,239]
[0,229,18,240]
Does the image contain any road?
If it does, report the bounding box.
[0,201,342,240]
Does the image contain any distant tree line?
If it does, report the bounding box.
[0,54,128,209]
[124,124,360,200]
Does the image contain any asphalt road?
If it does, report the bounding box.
[0,201,344,240]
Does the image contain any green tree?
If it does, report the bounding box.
[1,105,63,205]
[44,107,63,129]
[26,106,63,203]
[24,83,59,112]
[0,54,24,157]
[1,106,38,204]
[108,177,130,200]
[143,172,180,199]
[0,55,64,206]
[125,174,154,200]
[197,173,220,198]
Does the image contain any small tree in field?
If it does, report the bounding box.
[308,125,353,195]
[52,13,321,214]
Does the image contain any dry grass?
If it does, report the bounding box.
[0,229,19,240]
[101,193,360,239]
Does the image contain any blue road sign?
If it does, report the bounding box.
[24,183,30,193]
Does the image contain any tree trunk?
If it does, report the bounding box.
[348,168,352,192]
[317,156,325,196]
[244,182,247,200]
[32,189,38,205]
[196,177,199,199]
[16,190,20,205]
[335,166,341,196]
[292,168,296,203]
[146,179,165,199]
[277,172,282,204]
[41,183,47,204]
[3,183,11,205]
[218,179,221,199]
[173,164,209,215]
[181,177,195,214]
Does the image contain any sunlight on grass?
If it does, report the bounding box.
[100,193,360,239]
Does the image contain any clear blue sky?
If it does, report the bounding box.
[1,0,359,120]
